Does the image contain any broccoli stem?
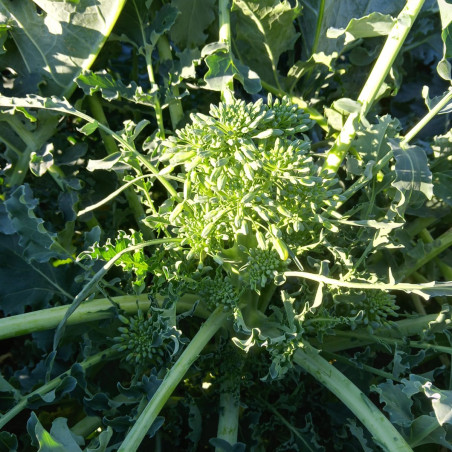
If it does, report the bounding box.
[401,88,452,146]
[294,344,413,452]
[216,383,241,450]
[0,348,119,430]
[323,0,426,175]
[321,308,452,353]
[219,0,234,104]
[131,0,165,138]
[0,293,210,340]
[118,307,229,452]
[157,35,184,128]
[402,227,452,278]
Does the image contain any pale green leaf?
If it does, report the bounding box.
[77,121,99,136]
[437,0,452,81]
[332,98,362,114]
[422,382,452,426]
[0,0,127,96]
[391,141,434,217]
[27,413,82,452]
[204,52,261,94]
[327,12,395,45]
[77,71,156,107]
[29,143,54,177]
[232,0,301,85]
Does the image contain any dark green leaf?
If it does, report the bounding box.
[373,379,414,427]
[408,415,451,449]
[170,0,216,49]
[29,143,54,177]
[0,432,18,452]
[150,4,180,46]
[28,376,77,408]
[4,184,68,263]
[433,171,452,206]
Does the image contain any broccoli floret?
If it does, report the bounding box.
[113,309,182,365]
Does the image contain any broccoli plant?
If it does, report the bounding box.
[1,0,452,451]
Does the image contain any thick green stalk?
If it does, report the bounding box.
[0,293,209,341]
[284,270,446,297]
[132,0,165,138]
[216,347,243,450]
[401,88,452,146]
[118,307,229,452]
[216,388,240,450]
[0,295,147,340]
[321,308,452,352]
[219,0,234,104]
[157,36,184,128]
[0,348,118,429]
[323,0,425,174]
[333,330,452,354]
[294,344,413,452]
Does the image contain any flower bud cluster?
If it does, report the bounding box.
[245,246,285,291]
[112,310,182,365]
[157,95,342,262]
[199,273,240,311]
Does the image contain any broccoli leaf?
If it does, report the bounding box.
[437,0,452,81]
[4,184,69,263]
[0,0,127,96]
[170,0,215,49]
[232,0,301,85]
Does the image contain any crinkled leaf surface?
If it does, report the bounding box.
[77,71,156,107]
[422,382,452,426]
[4,184,68,263]
[0,0,127,96]
[232,0,301,85]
